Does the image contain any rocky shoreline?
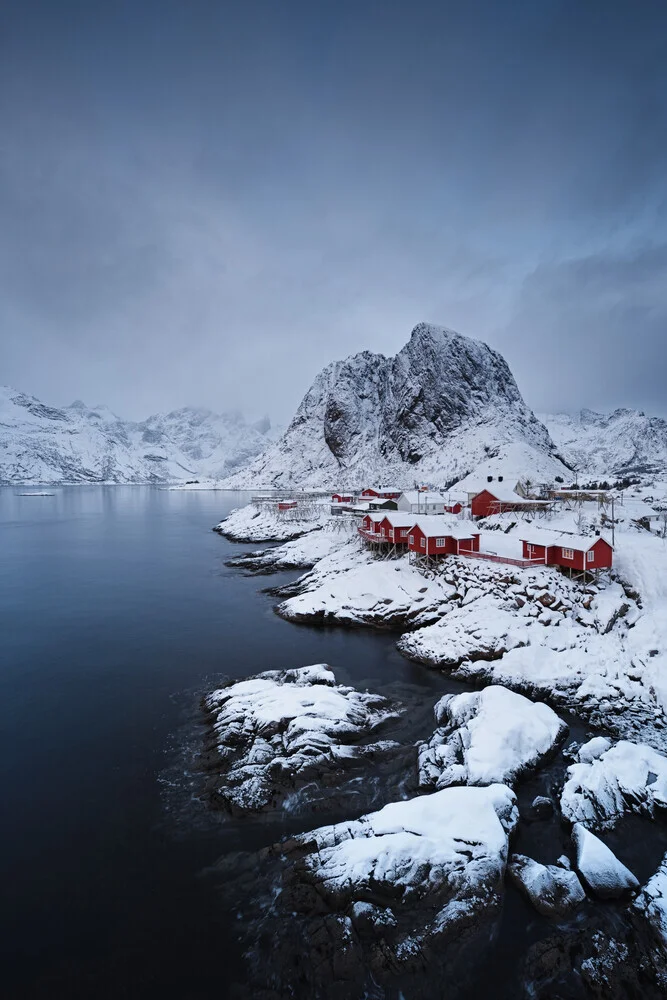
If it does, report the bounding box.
[203,502,667,998]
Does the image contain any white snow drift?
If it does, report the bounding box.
[418,686,565,790]
[561,738,667,829]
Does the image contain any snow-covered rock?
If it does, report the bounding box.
[274,783,518,979]
[295,783,517,902]
[400,594,533,666]
[508,854,586,918]
[214,499,329,542]
[276,539,457,629]
[225,523,350,571]
[560,739,667,829]
[201,664,400,814]
[222,323,569,489]
[0,385,272,484]
[635,853,667,948]
[572,823,639,899]
[418,686,565,790]
[540,408,667,479]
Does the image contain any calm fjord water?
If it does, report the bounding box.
[0,487,449,999]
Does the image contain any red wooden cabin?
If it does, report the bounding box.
[331,493,353,504]
[378,514,417,546]
[471,488,526,518]
[521,534,613,572]
[407,520,480,557]
[361,487,402,500]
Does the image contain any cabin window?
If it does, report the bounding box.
[420,538,426,548]
[436,537,445,547]
[587,549,595,563]
[527,544,534,554]
[399,529,406,537]
[562,547,574,560]
[408,534,414,545]
[389,529,394,539]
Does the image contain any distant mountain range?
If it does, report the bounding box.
[539,409,667,481]
[0,386,275,484]
[3,327,666,486]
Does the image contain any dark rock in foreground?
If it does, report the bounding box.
[199,664,402,815]
[223,783,518,999]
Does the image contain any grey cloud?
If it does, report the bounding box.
[503,245,667,417]
[1,1,666,423]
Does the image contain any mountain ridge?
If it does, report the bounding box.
[222,323,571,489]
[539,408,667,480]
[0,385,274,484]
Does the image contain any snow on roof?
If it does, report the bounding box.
[519,526,612,550]
[363,486,402,493]
[412,515,479,538]
[381,512,424,527]
[467,484,550,505]
[469,485,526,503]
[399,490,447,504]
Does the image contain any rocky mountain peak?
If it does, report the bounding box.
[222,323,567,489]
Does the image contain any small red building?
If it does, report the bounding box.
[471,487,552,519]
[361,487,402,500]
[444,502,463,514]
[331,493,354,504]
[360,512,385,532]
[278,500,298,511]
[379,513,418,546]
[520,531,613,572]
[407,518,480,557]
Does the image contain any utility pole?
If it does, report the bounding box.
[611,494,615,548]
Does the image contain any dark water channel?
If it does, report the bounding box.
[1,487,663,999]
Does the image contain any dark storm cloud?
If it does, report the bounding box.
[1,0,666,421]
[503,244,667,416]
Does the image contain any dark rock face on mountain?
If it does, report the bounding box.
[224,323,568,488]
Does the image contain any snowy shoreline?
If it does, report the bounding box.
[207,495,667,997]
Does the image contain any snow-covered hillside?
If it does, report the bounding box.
[0,386,274,484]
[222,323,571,489]
[540,408,667,480]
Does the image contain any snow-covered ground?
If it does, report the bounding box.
[226,521,355,571]
[276,537,458,628]
[214,492,667,749]
[214,498,331,542]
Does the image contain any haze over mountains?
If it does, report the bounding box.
[2,324,666,486]
[0,386,275,484]
[539,409,667,481]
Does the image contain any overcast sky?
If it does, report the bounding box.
[1,0,666,423]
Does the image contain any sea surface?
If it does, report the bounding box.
[0,487,453,998]
[1,486,662,999]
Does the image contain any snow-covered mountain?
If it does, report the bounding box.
[539,409,667,480]
[0,386,274,484]
[222,323,571,489]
